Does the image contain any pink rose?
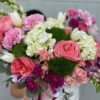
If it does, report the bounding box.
[11,57,34,76]
[64,76,74,86]
[80,75,88,84]
[64,26,72,34]
[82,71,87,76]
[23,14,44,30]
[0,31,4,50]
[54,40,80,61]
[79,21,87,31]
[39,49,49,61]
[75,70,88,84]
[0,15,14,33]
[76,76,81,85]
[68,8,77,16]
[74,66,83,77]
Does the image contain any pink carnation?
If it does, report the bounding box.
[23,14,44,30]
[2,28,24,50]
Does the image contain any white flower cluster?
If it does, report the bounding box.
[24,26,56,57]
[24,13,65,57]
[77,34,97,60]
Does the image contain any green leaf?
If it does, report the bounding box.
[96,84,100,93]
[18,82,26,89]
[12,41,27,57]
[46,28,69,42]
[26,87,44,98]
[48,57,77,77]
[5,64,12,75]
[90,78,100,93]
[4,78,12,88]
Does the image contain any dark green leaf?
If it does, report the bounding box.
[12,41,27,57]
[46,28,69,42]
[18,82,26,89]
[4,78,12,83]
[4,78,12,88]
[6,82,9,88]
[48,57,77,77]
[96,84,100,93]
[5,64,12,75]
[26,87,44,98]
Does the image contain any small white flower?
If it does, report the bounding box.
[71,28,86,41]
[58,12,66,24]
[0,52,15,63]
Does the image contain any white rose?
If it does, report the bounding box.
[71,28,86,41]
[0,52,15,63]
[58,12,66,23]
[10,11,22,27]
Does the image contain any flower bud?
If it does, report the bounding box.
[0,52,15,63]
[10,11,22,27]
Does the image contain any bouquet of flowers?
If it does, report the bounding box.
[0,0,100,100]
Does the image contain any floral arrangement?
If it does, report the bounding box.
[0,0,100,99]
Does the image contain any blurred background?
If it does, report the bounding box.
[0,0,100,100]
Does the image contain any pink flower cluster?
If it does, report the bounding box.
[64,66,88,87]
[67,8,96,31]
[73,66,88,84]
[23,14,44,30]
[2,28,24,50]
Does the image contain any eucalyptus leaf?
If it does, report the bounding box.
[26,87,44,98]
